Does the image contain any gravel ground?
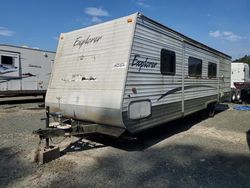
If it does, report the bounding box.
[0,99,249,188]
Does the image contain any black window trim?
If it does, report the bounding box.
[188,56,202,78]
[1,55,14,66]
[160,48,176,76]
[208,62,217,78]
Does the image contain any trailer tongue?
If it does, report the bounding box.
[33,106,126,164]
[34,120,124,140]
[34,106,125,141]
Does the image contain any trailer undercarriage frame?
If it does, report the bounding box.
[33,106,125,149]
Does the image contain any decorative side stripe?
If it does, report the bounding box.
[157,85,217,101]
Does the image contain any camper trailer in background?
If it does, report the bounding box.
[231,62,250,103]
[36,13,231,139]
[0,44,55,97]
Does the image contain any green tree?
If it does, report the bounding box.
[233,55,250,65]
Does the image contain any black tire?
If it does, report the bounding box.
[207,103,215,117]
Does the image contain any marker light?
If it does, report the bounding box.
[132,87,137,94]
[127,18,133,23]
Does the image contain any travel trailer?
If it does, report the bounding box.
[0,44,55,97]
[231,62,250,102]
[36,13,232,139]
[231,62,250,87]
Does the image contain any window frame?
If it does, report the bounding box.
[208,62,217,78]
[1,55,14,66]
[188,56,202,77]
[160,49,176,76]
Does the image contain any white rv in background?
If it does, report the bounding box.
[44,13,231,137]
[231,62,250,88]
[231,62,250,102]
[0,44,55,97]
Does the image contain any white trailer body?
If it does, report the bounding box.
[231,62,250,88]
[46,13,231,136]
[0,44,55,96]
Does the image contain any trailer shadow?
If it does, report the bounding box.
[133,104,229,150]
[0,147,35,187]
[61,105,230,154]
[62,112,211,153]
[50,144,250,187]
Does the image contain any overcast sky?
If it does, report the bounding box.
[0,0,249,59]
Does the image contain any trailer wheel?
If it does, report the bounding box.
[207,103,215,117]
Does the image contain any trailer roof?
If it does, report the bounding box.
[138,13,231,59]
[0,44,55,54]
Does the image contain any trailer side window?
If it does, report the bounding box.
[1,55,14,66]
[208,62,217,78]
[188,57,202,77]
[160,49,176,75]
